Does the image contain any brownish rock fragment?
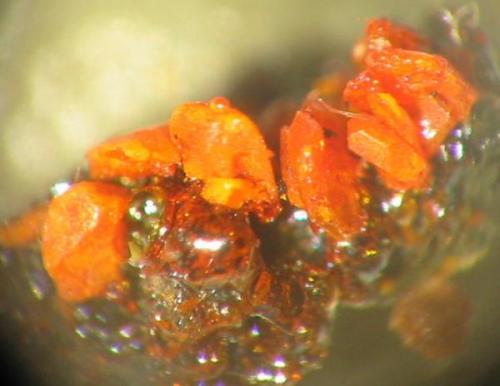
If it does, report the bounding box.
[389,278,472,359]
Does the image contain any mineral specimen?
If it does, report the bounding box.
[0,16,481,386]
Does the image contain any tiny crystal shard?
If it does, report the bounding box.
[364,18,427,51]
[0,203,48,247]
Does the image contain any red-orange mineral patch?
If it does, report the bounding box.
[0,204,48,248]
[281,101,366,239]
[86,124,180,180]
[169,97,280,220]
[42,181,132,302]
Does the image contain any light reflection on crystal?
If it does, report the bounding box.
[439,144,450,161]
[50,181,71,197]
[336,240,351,248]
[448,142,464,160]
[193,238,226,252]
[389,194,403,208]
[143,199,160,215]
[421,120,437,139]
[381,193,404,213]
[292,209,308,222]
[75,325,89,338]
[197,351,208,364]
[219,304,230,316]
[274,371,287,384]
[254,369,273,382]
[109,342,123,354]
[128,340,143,351]
[27,269,52,300]
[209,352,220,363]
[96,327,111,340]
[76,306,92,320]
[119,324,134,339]
[249,323,261,337]
[273,356,286,368]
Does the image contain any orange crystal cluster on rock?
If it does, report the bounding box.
[346,19,477,185]
[87,97,280,220]
[281,18,477,239]
[42,97,281,303]
[0,17,479,386]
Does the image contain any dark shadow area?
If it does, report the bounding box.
[0,340,43,386]
[226,37,350,118]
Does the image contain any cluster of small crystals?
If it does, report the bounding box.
[328,6,500,307]
[329,120,485,307]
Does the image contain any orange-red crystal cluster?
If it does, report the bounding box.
[281,18,477,239]
[42,97,281,303]
[0,18,478,385]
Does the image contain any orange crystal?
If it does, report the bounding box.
[365,92,424,152]
[364,18,426,51]
[364,48,477,155]
[42,181,132,302]
[169,97,280,220]
[347,115,430,189]
[87,124,180,180]
[281,102,366,239]
[343,70,384,113]
[353,18,427,65]
[344,74,424,153]
[344,18,477,190]
[0,204,48,248]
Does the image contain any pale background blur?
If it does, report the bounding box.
[0,1,499,385]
